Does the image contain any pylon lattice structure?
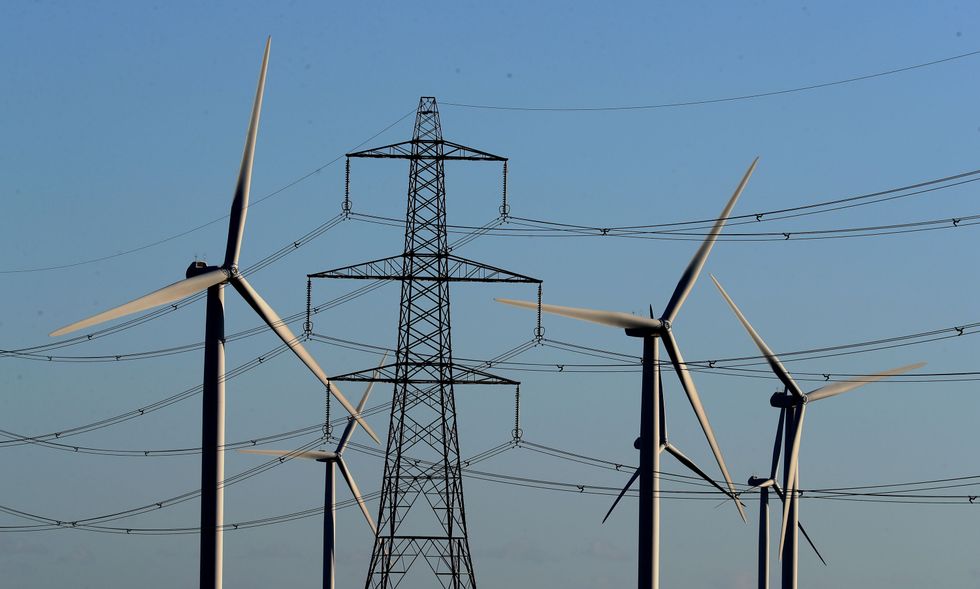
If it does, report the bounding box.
[310,97,539,589]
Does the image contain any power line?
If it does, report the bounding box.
[3,210,501,359]
[6,163,977,358]
[6,436,977,535]
[0,343,293,447]
[1,213,347,357]
[352,210,980,242]
[347,164,980,241]
[0,336,536,451]
[0,110,416,275]
[2,311,969,454]
[443,49,980,112]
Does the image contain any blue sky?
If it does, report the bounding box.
[2,2,979,588]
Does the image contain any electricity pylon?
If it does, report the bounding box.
[310,97,539,589]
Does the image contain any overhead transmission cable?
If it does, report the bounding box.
[0,109,417,275]
[443,48,980,112]
[0,218,516,450]
[5,164,978,358]
[7,48,977,274]
[5,435,978,535]
[3,310,973,454]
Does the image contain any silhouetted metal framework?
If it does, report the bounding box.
[310,97,539,589]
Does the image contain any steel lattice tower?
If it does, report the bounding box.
[310,97,539,589]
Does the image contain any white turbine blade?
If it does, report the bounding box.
[664,443,737,500]
[224,37,271,269]
[661,158,757,324]
[336,352,388,453]
[601,468,640,524]
[771,483,827,566]
[778,404,806,558]
[337,457,377,535]
[495,298,661,331]
[709,275,806,399]
[806,362,926,403]
[238,448,337,461]
[50,268,229,337]
[797,519,827,566]
[661,331,746,522]
[231,275,380,444]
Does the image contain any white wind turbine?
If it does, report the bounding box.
[496,159,759,589]
[739,400,827,589]
[49,38,379,589]
[240,355,385,589]
[710,275,924,589]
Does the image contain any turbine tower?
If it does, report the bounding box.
[309,97,540,589]
[710,275,924,589]
[496,159,758,589]
[49,38,377,589]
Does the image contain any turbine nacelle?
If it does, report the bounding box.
[769,392,806,408]
[746,475,775,488]
[624,318,669,338]
[186,261,222,279]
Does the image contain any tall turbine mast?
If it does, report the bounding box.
[309,97,540,589]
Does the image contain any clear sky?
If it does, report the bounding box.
[2,1,979,588]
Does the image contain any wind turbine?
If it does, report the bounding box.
[739,396,826,589]
[710,275,924,589]
[241,354,384,589]
[49,38,379,589]
[496,159,759,589]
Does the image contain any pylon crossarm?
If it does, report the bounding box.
[328,362,518,386]
[310,254,539,284]
[348,139,505,161]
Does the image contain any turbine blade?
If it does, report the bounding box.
[769,407,786,480]
[238,448,337,461]
[664,442,737,500]
[336,352,388,453]
[806,362,926,402]
[661,331,746,522]
[709,275,806,398]
[50,268,228,337]
[495,298,661,331]
[771,483,826,565]
[602,468,640,524]
[231,275,380,444]
[778,405,806,557]
[798,520,828,566]
[224,37,271,269]
[337,457,377,535]
[661,158,757,324]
